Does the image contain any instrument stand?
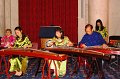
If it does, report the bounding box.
[108,55,120,72]
[41,59,59,79]
[69,56,78,76]
[0,55,10,79]
[88,57,105,79]
[78,56,90,78]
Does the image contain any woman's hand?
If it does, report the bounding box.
[8,45,13,48]
[67,41,73,47]
[23,44,32,49]
[23,45,28,49]
[46,40,55,47]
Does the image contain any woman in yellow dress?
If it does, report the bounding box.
[9,26,32,76]
[47,28,73,77]
[95,19,108,41]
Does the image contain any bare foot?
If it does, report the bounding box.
[15,71,22,76]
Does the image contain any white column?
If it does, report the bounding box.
[78,0,88,41]
[0,0,5,37]
[109,0,120,36]
[4,0,18,35]
[10,0,18,35]
[5,0,11,29]
[88,0,109,28]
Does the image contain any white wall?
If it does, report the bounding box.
[78,0,88,42]
[109,0,120,36]
[88,0,108,28]
[10,0,19,35]
[0,0,18,36]
[0,0,5,37]
[78,0,120,41]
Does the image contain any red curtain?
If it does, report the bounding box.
[19,0,78,44]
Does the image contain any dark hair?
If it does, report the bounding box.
[55,28,64,39]
[85,24,93,31]
[15,26,22,31]
[6,29,12,34]
[15,26,26,42]
[95,19,104,31]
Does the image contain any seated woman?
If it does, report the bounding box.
[47,28,73,77]
[1,29,15,48]
[9,26,32,76]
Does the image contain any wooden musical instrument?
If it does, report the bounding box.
[45,47,115,60]
[46,46,120,79]
[0,48,67,79]
[0,48,67,61]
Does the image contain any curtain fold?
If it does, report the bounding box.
[19,0,78,44]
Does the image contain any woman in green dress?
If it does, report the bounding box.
[9,26,32,76]
[47,28,73,77]
[95,19,108,41]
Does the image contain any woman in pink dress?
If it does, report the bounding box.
[1,29,15,48]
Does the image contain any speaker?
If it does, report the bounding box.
[39,26,61,48]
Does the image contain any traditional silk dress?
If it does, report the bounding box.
[14,36,32,48]
[1,35,15,47]
[52,36,70,46]
[50,36,71,77]
[97,27,108,39]
[9,36,32,74]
